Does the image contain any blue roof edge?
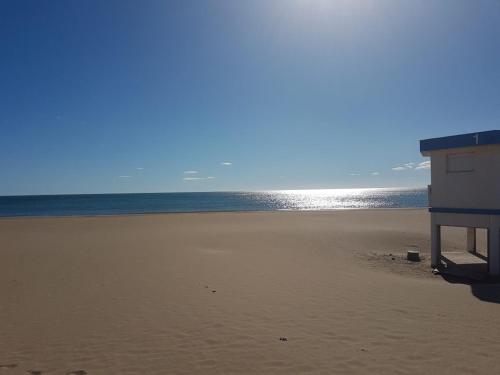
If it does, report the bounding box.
[420,130,500,152]
[429,207,500,215]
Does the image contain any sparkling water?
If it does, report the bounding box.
[0,188,427,217]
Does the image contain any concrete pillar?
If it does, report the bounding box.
[466,227,476,253]
[431,214,441,268]
[488,225,500,277]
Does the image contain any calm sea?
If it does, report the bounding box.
[0,188,427,217]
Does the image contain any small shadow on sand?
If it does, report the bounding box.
[470,284,500,303]
[439,267,500,304]
[0,364,17,369]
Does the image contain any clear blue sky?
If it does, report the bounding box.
[1,0,499,195]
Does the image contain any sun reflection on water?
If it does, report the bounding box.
[250,188,426,211]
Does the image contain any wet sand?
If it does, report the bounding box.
[0,209,498,374]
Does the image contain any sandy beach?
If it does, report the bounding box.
[0,209,499,374]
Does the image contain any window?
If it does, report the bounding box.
[447,152,475,173]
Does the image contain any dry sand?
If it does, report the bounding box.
[0,209,499,374]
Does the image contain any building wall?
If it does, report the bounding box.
[429,144,500,209]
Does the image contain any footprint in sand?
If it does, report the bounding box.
[66,371,87,375]
[28,371,42,375]
[279,337,288,342]
[0,364,17,369]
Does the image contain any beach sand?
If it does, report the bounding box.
[0,209,498,374]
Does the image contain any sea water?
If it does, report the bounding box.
[0,188,427,217]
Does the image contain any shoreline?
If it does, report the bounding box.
[0,207,428,220]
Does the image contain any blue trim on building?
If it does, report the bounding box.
[420,130,500,152]
[429,207,500,215]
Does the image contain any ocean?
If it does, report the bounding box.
[0,188,428,217]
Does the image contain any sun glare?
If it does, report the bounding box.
[292,0,371,16]
[275,0,380,40]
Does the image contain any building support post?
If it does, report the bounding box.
[488,223,500,277]
[467,227,476,253]
[431,214,441,268]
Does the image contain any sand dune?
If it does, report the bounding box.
[0,209,498,374]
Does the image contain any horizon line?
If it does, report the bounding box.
[0,186,428,198]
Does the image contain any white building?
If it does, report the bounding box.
[420,130,500,276]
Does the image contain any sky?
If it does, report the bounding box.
[1,0,500,195]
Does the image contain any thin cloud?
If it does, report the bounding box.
[183,176,216,181]
[221,162,232,166]
[349,173,361,176]
[392,163,414,171]
[415,161,431,170]
[136,167,144,170]
[183,170,199,174]
[393,163,415,171]
[371,172,380,176]
[119,175,132,178]
[393,160,430,171]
